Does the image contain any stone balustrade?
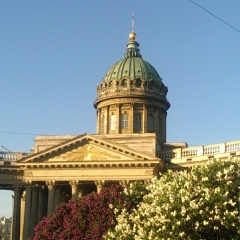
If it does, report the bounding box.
[160,140,240,162]
[1,141,240,163]
[0,151,28,162]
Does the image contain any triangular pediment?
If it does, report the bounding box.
[18,134,158,163]
[50,143,132,162]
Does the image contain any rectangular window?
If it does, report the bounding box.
[147,114,154,132]
[121,113,128,129]
[109,115,116,131]
[134,113,142,131]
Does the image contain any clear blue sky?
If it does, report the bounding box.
[0,0,239,218]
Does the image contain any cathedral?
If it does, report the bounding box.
[0,28,239,240]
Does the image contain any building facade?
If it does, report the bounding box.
[0,217,11,240]
[0,30,239,240]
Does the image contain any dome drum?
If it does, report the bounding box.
[96,101,167,142]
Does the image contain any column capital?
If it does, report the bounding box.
[119,180,130,188]
[69,180,79,186]
[95,180,105,193]
[70,180,79,199]
[21,190,26,202]
[24,180,32,185]
[46,180,55,190]
[95,180,105,186]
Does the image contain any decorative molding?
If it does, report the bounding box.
[25,171,33,177]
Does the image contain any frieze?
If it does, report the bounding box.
[25,171,33,177]
[145,170,153,175]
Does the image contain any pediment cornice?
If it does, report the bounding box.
[17,160,161,169]
[17,134,159,164]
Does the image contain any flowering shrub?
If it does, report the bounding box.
[34,184,125,240]
[105,158,240,240]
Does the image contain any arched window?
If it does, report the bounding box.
[109,114,116,131]
[148,81,154,90]
[110,82,115,89]
[134,113,142,131]
[121,80,127,88]
[147,114,154,132]
[121,113,128,129]
[135,78,142,88]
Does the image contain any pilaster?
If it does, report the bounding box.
[154,109,158,134]
[96,110,100,134]
[129,103,134,132]
[106,106,109,134]
[163,111,167,141]
[116,104,120,134]
[143,104,147,133]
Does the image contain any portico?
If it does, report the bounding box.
[1,133,163,239]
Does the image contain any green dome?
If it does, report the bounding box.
[95,32,169,105]
[102,36,162,83]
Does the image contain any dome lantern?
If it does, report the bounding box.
[94,17,170,142]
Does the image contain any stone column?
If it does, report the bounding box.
[30,187,39,237]
[77,183,84,198]
[70,180,79,199]
[46,181,55,215]
[78,189,83,198]
[20,191,25,240]
[95,180,105,193]
[23,185,32,240]
[37,188,44,223]
[61,192,67,203]
[54,188,62,209]
[11,187,21,240]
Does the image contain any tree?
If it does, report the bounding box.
[34,184,125,240]
[105,158,240,240]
